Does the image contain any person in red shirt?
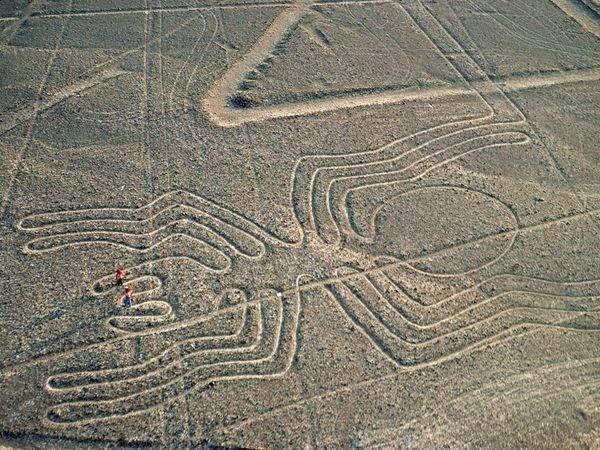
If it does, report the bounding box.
[122,287,133,308]
[115,268,125,286]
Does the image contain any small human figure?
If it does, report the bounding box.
[122,287,133,308]
[82,286,91,300]
[115,268,125,286]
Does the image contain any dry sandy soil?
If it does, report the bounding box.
[1,0,599,448]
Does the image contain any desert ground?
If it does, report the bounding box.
[0,0,599,448]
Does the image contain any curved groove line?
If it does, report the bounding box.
[43,276,305,426]
[327,276,599,366]
[365,272,600,335]
[24,220,259,264]
[18,190,291,246]
[331,131,530,242]
[24,206,267,258]
[48,304,265,402]
[48,305,255,391]
[323,266,600,365]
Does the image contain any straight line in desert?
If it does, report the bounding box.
[218,355,600,435]
[549,0,600,37]
[26,0,387,19]
[205,65,600,126]
[30,2,292,19]
[495,66,600,91]
[0,68,129,137]
[202,0,311,126]
[0,0,41,43]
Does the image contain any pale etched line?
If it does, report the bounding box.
[23,228,234,270]
[94,266,173,334]
[22,207,265,259]
[326,131,529,244]
[378,270,600,318]
[44,278,304,425]
[106,300,175,334]
[17,190,291,246]
[31,2,292,19]
[84,201,598,299]
[41,2,286,18]
[328,286,600,370]
[464,3,600,237]
[19,202,267,273]
[0,0,41,44]
[166,10,208,148]
[310,243,600,367]
[0,1,73,221]
[325,269,599,365]
[179,10,218,149]
[29,0,389,19]
[139,4,168,344]
[302,124,512,225]
[369,271,600,329]
[324,111,579,237]
[31,206,600,300]
[73,112,139,126]
[198,0,537,251]
[73,13,201,85]
[361,272,600,341]
[155,4,171,194]
[402,208,600,280]
[5,208,599,375]
[288,0,536,241]
[441,208,597,283]
[16,192,281,270]
[202,0,486,126]
[24,220,262,258]
[48,306,252,390]
[322,277,402,368]
[4,271,598,376]
[29,204,600,302]
[179,11,219,152]
[347,178,519,248]
[17,128,520,251]
[464,0,598,58]
[216,85,475,126]
[197,0,600,125]
[53,302,268,399]
[0,69,132,137]
[140,7,153,199]
[370,381,600,449]
[216,322,600,435]
[368,371,600,449]
[291,112,496,243]
[203,0,314,126]
[365,363,600,448]
[470,0,600,239]
[0,43,56,53]
[48,304,264,399]
[359,184,519,247]
[549,0,600,37]
[399,0,526,122]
